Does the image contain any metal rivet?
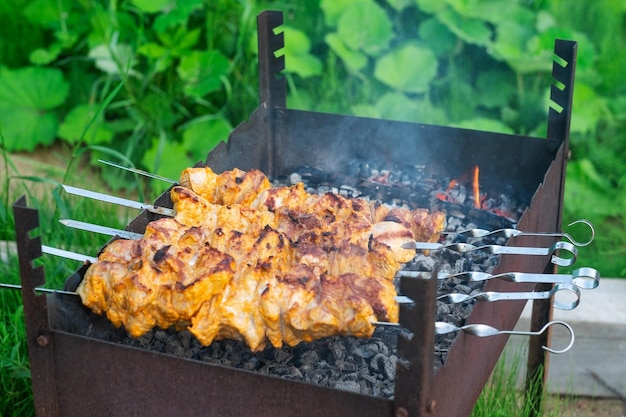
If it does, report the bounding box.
[36,335,49,347]
[395,407,409,417]
[427,399,437,412]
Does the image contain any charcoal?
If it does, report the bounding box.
[455,284,473,294]
[179,330,192,350]
[334,380,361,393]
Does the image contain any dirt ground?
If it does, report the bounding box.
[547,396,625,417]
[2,143,99,201]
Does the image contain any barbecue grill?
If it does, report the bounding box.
[14,11,577,417]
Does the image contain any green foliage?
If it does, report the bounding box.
[0,67,70,151]
[471,350,564,417]
[0,289,34,417]
[0,0,269,183]
[0,141,136,416]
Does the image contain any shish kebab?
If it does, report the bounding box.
[56,162,589,351]
[56,218,596,312]
[63,184,580,267]
[60,166,447,351]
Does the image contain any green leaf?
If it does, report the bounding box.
[0,66,69,151]
[385,0,413,12]
[88,43,137,75]
[177,50,230,98]
[152,0,204,31]
[325,33,368,73]
[58,104,114,145]
[288,90,314,111]
[446,0,533,25]
[418,17,457,57]
[415,0,446,14]
[130,0,175,14]
[138,42,167,59]
[337,0,394,56]
[570,82,606,135]
[155,25,201,52]
[535,10,556,32]
[437,7,492,46]
[142,137,191,180]
[24,0,69,29]
[375,92,446,124]
[475,70,516,109]
[137,43,173,73]
[351,104,381,119]
[181,116,233,161]
[490,20,541,73]
[374,43,438,94]
[451,118,514,134]
[282,26,323,78]
[565,159,620,218]
[320,0,366,27]
[29,43,64,65]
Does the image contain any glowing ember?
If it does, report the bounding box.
[436,179,458,201]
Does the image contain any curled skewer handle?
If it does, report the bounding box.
[548,241,578,267]
[443,219,595,247]
[405,241,578,266]
[507,219,595,247]
[498,320,576,354]
[496,267,600,290]
[542,283,580,311]
[399,267,600,290]
[436,320,575,354]
[569,267,600,290]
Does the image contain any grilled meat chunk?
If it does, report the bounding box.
[78,167,444,351]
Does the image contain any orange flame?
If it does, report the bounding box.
[473,166,480,209]
[436,179,457,201]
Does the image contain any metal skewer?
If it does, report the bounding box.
[397,267,600,290]
[60,219,144,240]
[401,240,577,267]
[62,185,176,217]
[435,320,575,354]
[41,245,97,263]
[437,282,581,310]
[443,219,595,247]
[1,282,411,312]
[0,283,77,296]
[98,160,178,184]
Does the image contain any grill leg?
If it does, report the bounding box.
[525,38,577,416]
[13,196,61,416]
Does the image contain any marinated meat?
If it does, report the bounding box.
[77,167,445,351]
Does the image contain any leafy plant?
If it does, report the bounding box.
[0,67,69,151]
[0,0,270,188]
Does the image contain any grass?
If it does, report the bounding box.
[0,284,32,416]
[472,349,558,417]
[0,149,137,416]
